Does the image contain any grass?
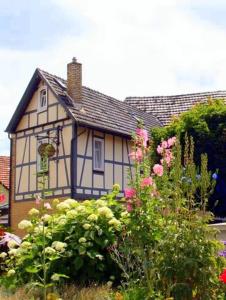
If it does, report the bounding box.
[0,285,114,300]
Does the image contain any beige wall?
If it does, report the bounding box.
[75,126,133,198]
[13,80,72,203]
[16,81,67,132]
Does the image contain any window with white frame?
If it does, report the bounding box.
[93,137,104,171]
[37,139,49,174]
[38,88,47,112]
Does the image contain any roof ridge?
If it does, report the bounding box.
[125,90,226,100]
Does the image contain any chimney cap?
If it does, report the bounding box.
[72,57,77,63]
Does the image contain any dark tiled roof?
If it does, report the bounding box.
[125,91,226,125]
[39,69,161,136]
[0,156,10,189]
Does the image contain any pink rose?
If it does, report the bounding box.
[126,203,133,212]
[141,177,153,187]
[44,202,52,210]
[167,137,176,147]
[124,188,136,198]
[157,145,163,154]
[129,148,143,161]
[153,164,164,176]
[136,128,148,147]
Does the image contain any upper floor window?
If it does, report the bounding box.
[38,88,48,112]
[93,137,104,171]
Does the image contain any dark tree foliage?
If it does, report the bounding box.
[151,99,226,217]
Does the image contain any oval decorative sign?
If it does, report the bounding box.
[38,143,56,158]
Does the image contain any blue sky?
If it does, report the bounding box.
[1,0,226,155]
[0,0,83,50]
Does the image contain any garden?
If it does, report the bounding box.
[1,100,226,299]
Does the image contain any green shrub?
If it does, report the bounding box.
[110,126,226,299]
[0,186,124,289]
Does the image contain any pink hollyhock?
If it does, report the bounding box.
[35,195,41,205]
[129,148,143,162]
[44,202,52,210]
[126,202,133,212]
[124,188,136,198]
[153,164,164,176]
[136,128,148,147]
[167,136,176,147]
[141,177,153,187]
[157,145,163,154]
[161,141,168,149]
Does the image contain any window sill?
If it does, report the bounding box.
[93,169,104,174]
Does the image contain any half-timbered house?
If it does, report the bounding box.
[6,58,161,234]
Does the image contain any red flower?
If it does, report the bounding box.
[0,194,6,203]
[219,269,226,283]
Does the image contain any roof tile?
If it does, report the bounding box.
[39,69,162,136]
[0,156,10,189]
[125,91,226,125]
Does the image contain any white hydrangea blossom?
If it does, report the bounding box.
[66,209,77,219]
[34,225,47,235]
[75,205,86,213]
[95,199,107,207]
[79,237,86,244]
[44,247,56,255]
[57,216,67,226]
[51,273,60,281]
[97,207,113,219]
[18,220,33,230]
[64,199,78,208]
[7,240,18,249]
[108,218,121,227]
[96,254,104,260]
[87,214,98,222]
[56,202,70,211]
[83,200,90,206]
[20,241,32,249]
[8,249,19,256]
[7,269,15,276]
[121,211,129,217]
[0,252,7,259]
[52,241,67,252]
[28,208,39,217]
[83,223,91,230]
[42,214,52,223]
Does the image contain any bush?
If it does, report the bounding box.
[151,99,226,216]
[110,127,226,299]
[0,186,124,290]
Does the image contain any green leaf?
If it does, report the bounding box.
[25,265,40,273]
[73,256,84,270]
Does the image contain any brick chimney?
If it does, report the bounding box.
[67,57,82,101]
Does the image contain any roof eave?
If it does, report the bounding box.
[5,69,41,133]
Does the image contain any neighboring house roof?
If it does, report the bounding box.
[6,69,161,136]
[125,91,226,125]
[0,156,10,190]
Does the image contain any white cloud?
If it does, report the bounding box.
[2,0,226,154]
